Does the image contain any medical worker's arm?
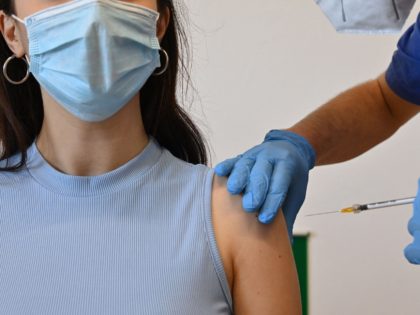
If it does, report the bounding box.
[212,175,301,314]
[215,15,420,235]
[289,74,419,165]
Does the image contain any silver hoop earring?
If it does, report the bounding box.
[153,49,169,76]
[3,54,30,85]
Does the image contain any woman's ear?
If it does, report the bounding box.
[157,6,171,42]
[0,11,26,57]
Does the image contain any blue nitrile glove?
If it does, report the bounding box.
[214,130,316,239]
[386,11,420,105]
[404,180,420,264]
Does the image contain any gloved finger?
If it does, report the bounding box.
[404,231,420,264]
[407,194,420,235]
[257,160,292,224]
[407,215,420,237]
[242,158,273,212]
[214,156,241,177]
[226,157,256,195]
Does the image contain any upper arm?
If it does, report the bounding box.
[212,175,301,315]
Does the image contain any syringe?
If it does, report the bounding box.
[306,197,416,217]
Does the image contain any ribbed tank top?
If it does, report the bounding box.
[0,138,233,314]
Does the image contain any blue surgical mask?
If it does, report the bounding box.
[13,0,161,122]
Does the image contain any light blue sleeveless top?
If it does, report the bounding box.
[0,138,233,314]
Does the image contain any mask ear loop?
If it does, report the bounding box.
[392,0,401,20]
[340,0,347,22]
[11,14,25,24]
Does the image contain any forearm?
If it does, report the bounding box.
[288,73,419,166]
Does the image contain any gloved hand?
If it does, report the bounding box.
[404,180,420,264]
[214,130,316,239]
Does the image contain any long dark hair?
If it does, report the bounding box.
[0,0,208,172]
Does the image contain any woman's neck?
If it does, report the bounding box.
[36,91,149,176]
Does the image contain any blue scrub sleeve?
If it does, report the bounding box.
[386,13,420,105]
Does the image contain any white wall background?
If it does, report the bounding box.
[182,0,420,314]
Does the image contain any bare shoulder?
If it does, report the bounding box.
[211,175,286,246]
[211,175,302,315]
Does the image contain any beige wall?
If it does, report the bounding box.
[184,0,420,314]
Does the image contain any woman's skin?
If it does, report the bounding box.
[0,1,302,313]
[212,176,302,314]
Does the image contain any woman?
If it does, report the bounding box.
[0,0,301,314]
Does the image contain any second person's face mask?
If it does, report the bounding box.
[315,0,416,34]
[13,0,162,122]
